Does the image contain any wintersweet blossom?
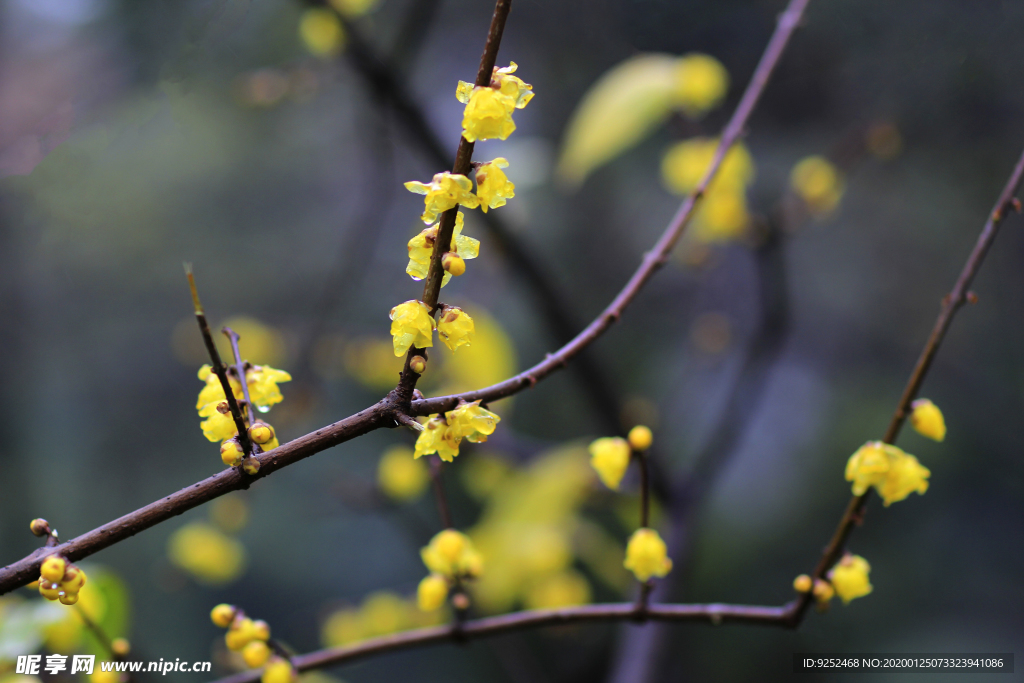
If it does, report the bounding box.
[414,401,500,461]
[417,574,449,611]
[389,300,434,356]
[845,441,930,506]
[475,158,515,212]
[436,306,475,351]
[623,528,673,582]
[829,554,873,604]
[588,437,631,490]
[406,212,479,287]
[790,155,845,216]
[672,53,729,118]
[421,529,483,578]
[456,63,533,142]
[405,172,480,224]
[414,415,460,462]
[909,398,946,441]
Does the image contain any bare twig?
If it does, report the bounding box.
[186,267,254,458]
[209,601,791,683]
[788,145,1024,625]
[223,327,257,427]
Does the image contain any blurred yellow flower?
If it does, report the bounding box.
[328,0,379,17]
[475,158,515,212]
[627,425,653,451]
[341,337,403,389]
[845,441,930,506]
[321,591,444,647]
[672,53,729,118]
[523,570,591,610]
[377,446,429,502]
[790,155,844,216]
[405,172,480,224]
[661,138,755,242]
[299,8,345,57]
[406,212,479,287]
[623,528,672,582]
[910,398,946,442]
[829,554,872,604]
[588,437,631,490]
[436,306,475,352]
[167,522,246,585]
[434,307,517,397]
[389,300,434,356]
[421,529,483,579]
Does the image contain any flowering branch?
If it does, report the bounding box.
[209,601,791,683]
[788,145,1024,624]
[0,0,809,598]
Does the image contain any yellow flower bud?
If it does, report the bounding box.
[909,398,946,442]
[211,604,236,628]
[111,638,131,657]
[251,619,271,641]
[60,565,86,594]
[417,574,449,611]
[29,518,50,537]
[58,591,79,605]
[627,425,653,451]
[588,437,631,490]
[441,252,466,277]
[623,528,672,582]
[793,574,813,593]
[242,640,271,668]
[829,554,872,604]
[410,355,427,375]
[790,155,844,216]
[225,618,257,651]
[38,581,61,601]
[261,659,295,683]
[405,212,478,288]
[812,579,835,603]
[242,456,261,476]
[421,529,483,578]
[221,440,244,467]
[40,556,67,583]
[249,422,275,446]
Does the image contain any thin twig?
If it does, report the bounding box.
[636,451,650,529]
[411,0,811,417]
[208,601,791,683]
[222,327,257,428]
[788,146,1024,625]
[186,267,254,458]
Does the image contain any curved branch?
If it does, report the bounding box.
[210,601,793,683]
[411,0,811,416]
[789,145,1024,624]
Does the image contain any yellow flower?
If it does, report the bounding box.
[417,574,449,611]
[246,365,292,409]
[389,300,434,356]
[167,522,246,585]
[845,441,892,496]
[329,0,380,18]
[588,437,631,490]
[523,570,591,610]
[406,212,479,286]
[414,416,461,462]
[475,158,515,212]
[493,62,534,109]
[261,658,295,683]
[623,528,672,582]
[437,306,475,352]
[199,402,238,442]
[790,155,844,216]
[661,138,754,195]
[299,8,345,57]
[197,364,242,410]
[456,63,533,143]
[845,441,930,505]
[910,398,946,441]
[876,449,930,506]
[405,172,480,224]
[828,554,872,604]
[446,400,500,443]
[421,529,483,578]
[672,53,729,118]
[377,446,430,502]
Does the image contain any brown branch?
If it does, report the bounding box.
[186,267,254,458]
[209,601,791,683]
[222,327,257,427]
[0,0,807,599]
[788,145,1024,625]
[411,0,811,417]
